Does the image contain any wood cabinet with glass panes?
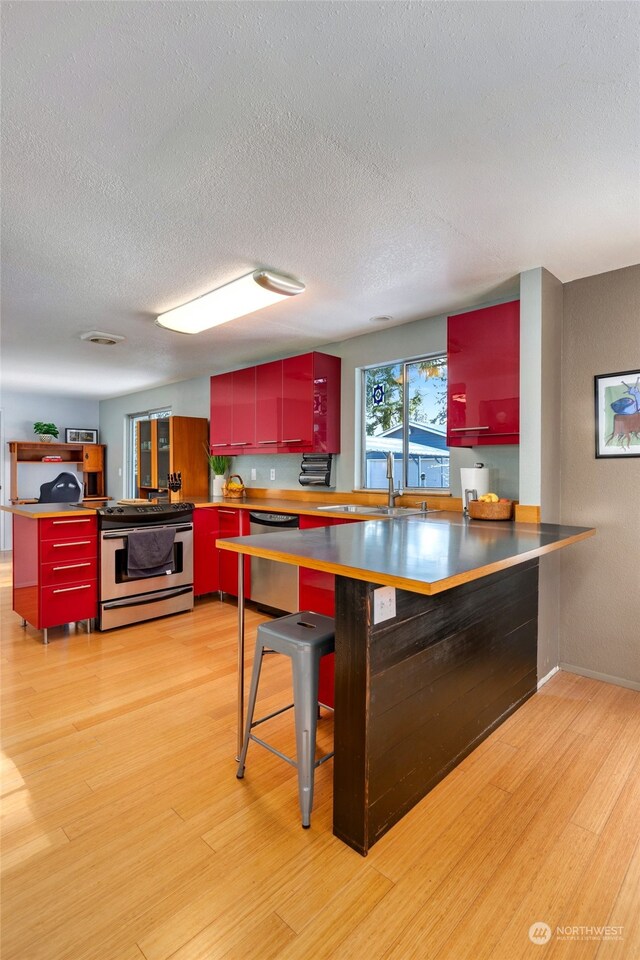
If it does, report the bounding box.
[136,416,209,501]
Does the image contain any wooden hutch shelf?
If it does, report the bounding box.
[8,441,106,502]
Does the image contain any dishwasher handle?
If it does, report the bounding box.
[248,512,300,529]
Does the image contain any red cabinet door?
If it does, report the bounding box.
[230,366,256,450]
[210,371,234,449]
[282,354,314,449]
[217,508,250,597]
[281,352,341,453]
[193,508,219,597]
[41,580,98,627]
[255,360,282,449]
[447,300,520,447]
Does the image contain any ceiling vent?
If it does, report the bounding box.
[80,331,126,346]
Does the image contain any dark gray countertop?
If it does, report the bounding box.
[216,512,595,595]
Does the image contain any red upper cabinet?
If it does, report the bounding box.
[230,366,256,449]
[210,368,256,451]
[211,351,341,455]
[210,371,234,449]
[447,300,520,447]
[255,360,283,449]
[281,352,341,453]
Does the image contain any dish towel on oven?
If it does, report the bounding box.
[127,527,176,578]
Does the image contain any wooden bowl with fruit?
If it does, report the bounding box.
[468,493,513,521]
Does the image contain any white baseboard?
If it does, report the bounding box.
[560,662,640,692]
[537,665,560,689]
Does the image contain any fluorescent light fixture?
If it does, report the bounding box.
[156,269,305,334]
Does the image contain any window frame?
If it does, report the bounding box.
[360,353,449,494]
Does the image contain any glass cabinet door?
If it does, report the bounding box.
[137,421,153,491]
[156,419,170,490]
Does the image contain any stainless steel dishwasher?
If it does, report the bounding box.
[248,512,300,613]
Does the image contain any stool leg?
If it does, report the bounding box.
[236,638,265,777]
[291,646,321,828]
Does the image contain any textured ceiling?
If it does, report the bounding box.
[1,1,639,400]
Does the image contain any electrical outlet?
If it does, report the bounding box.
[251,468,257,481]
[270,468,276,481]
[373,586,396,624]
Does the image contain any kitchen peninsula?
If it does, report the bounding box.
[217,513,594,855]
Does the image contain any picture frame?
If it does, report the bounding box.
[65,428,98,444]
[594,370,640,458]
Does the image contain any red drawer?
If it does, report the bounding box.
[39,516,97,540]
[41,579,98,628]
[41,557,97,587]
[40,536,97,565]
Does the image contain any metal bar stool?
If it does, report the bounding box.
[236,611,335,828]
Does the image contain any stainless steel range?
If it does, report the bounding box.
[97,502,194,630]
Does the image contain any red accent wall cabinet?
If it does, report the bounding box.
[447,300,520,447]
[12,513,98,640]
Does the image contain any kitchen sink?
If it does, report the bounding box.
[315,504,439,517]
[367,506,425,516]
[316,504,377,513]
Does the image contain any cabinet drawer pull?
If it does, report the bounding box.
[52,540,92,548]
[449,426,490,432]
[210,443,228,447]
[53,562,92,571]
[52,584,92,594]
[229,442,249,446]
[258,440,278,444]
[282,438,303,443]
[218,509,237,515]
[52,518,92,525]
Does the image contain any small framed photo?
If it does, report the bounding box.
[65,428,98,444]
[594,370,640,458]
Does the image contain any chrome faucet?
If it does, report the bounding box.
[386,451,401,507]
[463,488,478,518]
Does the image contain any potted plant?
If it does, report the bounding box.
[204,447,231,498]
[33,422,59,443]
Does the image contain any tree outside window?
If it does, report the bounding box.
[363,356,449,490]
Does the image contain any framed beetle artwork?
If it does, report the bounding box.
[594,370,640,458]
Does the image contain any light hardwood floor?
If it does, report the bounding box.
[1,552,638,960]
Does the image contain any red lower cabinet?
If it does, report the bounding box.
[299,514,360,708]
[217,507,250,597]
[193,507,219,597]
[13,513,98,639]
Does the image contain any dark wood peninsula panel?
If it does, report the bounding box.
[333,560,538,855]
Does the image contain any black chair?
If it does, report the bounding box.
[38,472,83,503]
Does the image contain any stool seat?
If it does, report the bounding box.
[257,611,335,656]
[236,611,335,828]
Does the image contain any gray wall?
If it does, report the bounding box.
[99,302,521,502]
[98,377,210,500]
[0,390,101,550]
[233,305,520,499]
[559,264,640,688]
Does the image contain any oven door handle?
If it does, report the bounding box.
[102,586,193,610]
[101,524,192,540]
